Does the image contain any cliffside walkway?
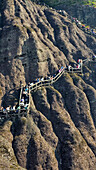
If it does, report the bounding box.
[30,67,82,92]
[0,57,95,122]
[29,57,96,92]
[0,66,82,122]
[0,86,30,123]
[39,2,96,38]
[56,10,96,37]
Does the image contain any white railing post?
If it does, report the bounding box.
[18,83,23,116]
[27,87,30,115]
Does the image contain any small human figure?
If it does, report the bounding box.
[77,59,82,68]
[16,106,20,113]
[82,25,85,30]
[61,66,64,70]
[77,64,80,69]
[3,108,7,114]
[92,55,96,61]
[41,77,44,81]
[0,106,3,111]
[20,98,24,107]
[30,82,34,86]
[91,29,93,33]
[21,98,24,103]
[48,75,51,79]
[37,78,39,82]
[13,105,16,111]
[6,106,10,112]
[50,76,53,81]
[25,85,28,92]
[68,65,71,71]
[24,104,29,110]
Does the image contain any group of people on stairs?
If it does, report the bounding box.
[71,17,96,36]
[19,85,29,110]
[29,55,96,90]
[0,55,96,120]
[0,85,30,119]
[41,2,96,37]
[35,1,96,37]
[29,59,83,89]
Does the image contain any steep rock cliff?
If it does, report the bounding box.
[0,0,96,170]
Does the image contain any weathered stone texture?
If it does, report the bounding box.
[0,0,96,170]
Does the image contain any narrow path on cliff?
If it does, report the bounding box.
[0,56,95,122]
[36,2,96,38]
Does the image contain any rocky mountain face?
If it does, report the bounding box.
[0,0,96,169]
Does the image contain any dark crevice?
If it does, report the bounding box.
[31,90,63,170]
[61,88,96,157]
[44,10,68,57]
[83,88,96,128]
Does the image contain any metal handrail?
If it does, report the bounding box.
[0,57,94,120]
[30,68,65,92]
[30,67,82,92]
[0,109,27,119]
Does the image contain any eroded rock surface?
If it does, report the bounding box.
[0,0,96,169]
[0,121,26,169]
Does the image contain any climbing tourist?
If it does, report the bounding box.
[6,106,10,112]
[16,106,20,113]
[30,82,34,86]
[37,78,40,82]
[91,29,93,33]
[77,59,82,68]
[77,64,80,69]
[68,65,71,71]
[20,98,24,107]
[3,108,7,114]
[25,85,28,92]
[24,103,29,110]
[60,66,64,71]
[21,98,24,103]
[82,25,85,30]
[92,55,96,61]
[13,105,16,111]
[0,106,3,111]
[41,77,44,81]
[10,106,14,111]
[50,76,53,81]
[23,88,27,95]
